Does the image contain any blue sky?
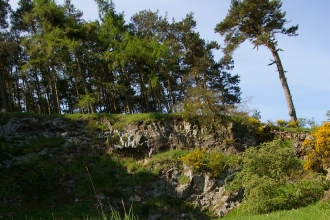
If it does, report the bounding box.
[10,0,330,124]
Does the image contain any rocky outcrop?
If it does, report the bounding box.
[0,116,251,218]
[165,165,242,217]
[0,117,257,158]
[275,130,311,159]
[1,116,316,218]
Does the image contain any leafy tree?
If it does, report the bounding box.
[3,1,242,115]
[215,0,298,122]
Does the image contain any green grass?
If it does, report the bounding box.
[0,112,183,131]
[145,149,189,175]
[0,201,97,220]
[0,150,158,219]
[0,112,62,124]
[111,112,182,130]
[0,136,65,159]
[0,136,82,161]
[178,174,190,185]
[221,201,330,220]
[132,194,197,219]
[278,126,312,133]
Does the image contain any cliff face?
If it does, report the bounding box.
[0,116,257,158]
[0,116,257,219]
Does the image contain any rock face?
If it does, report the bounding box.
[0,116,256,218]
[1,116,314,218]
[275,130,311,159]
[0,117,256,158]
[162,165,243,217]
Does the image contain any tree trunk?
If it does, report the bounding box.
[124,69,132,114]
[34,70,43,113]
[0,69,9,112]
[75,54,95,113]
[269,44,297,122]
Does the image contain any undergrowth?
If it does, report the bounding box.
[226,139,328,215]
[0,113,329,219]
[222,201,330,220]
[181,148,229,178]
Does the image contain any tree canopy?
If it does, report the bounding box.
[0,0,241,115]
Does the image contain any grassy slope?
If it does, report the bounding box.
[221,201,330,220]
[0,113,328,220]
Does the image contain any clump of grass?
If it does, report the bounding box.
[178,174,190,185]
[146,150,189,175]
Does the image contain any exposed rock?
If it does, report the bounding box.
[148,212,161,220]
[323,189,330,202]
[0,116,254,218]
[176,183,191,199]
[326,168,330,182]
[0,117,259,160]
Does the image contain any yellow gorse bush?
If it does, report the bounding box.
[247,117,264,135]
[181,148,207,171]
[181,148,226,178]
[303,122,330,171]
[276,119,288,127]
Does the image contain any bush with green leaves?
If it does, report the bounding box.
[229,139,327,214]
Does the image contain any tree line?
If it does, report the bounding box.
[0,0,241,115]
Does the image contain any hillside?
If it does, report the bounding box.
[0,113,329,219]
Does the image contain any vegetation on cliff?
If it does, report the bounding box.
[0,113,329,219]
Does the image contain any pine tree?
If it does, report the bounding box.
[215,0,298,122]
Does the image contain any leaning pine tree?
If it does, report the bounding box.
[215,0,298,122]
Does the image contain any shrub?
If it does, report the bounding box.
[205,152,227,178]
[239,175,325,214]
[181,148,206,172]
[229,139,326,214]
[287,120,299,128]
[276,119,288,127]
[303,122,330,172]
[246,117,264,135]
[181,148,227,178]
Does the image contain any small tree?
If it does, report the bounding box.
[215,0,298,122]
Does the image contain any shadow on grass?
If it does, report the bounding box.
[0,148,209,219]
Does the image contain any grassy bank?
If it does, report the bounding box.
[222,201,330,220]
